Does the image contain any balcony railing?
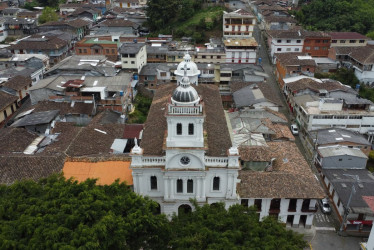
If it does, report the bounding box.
[168,105,201,115]
[205,157,228,167]
[142,157,165,166]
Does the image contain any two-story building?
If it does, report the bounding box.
[75,38,119,61]
[329,32,369,48]
[224,38,258,64]
[275,53,316,88]
[9,35,69,66]
[302,31,331,57]
[267,29,305,63]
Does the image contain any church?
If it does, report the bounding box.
[131,53,323,228]
[130,53,241,215]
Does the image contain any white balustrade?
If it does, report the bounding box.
[205,157,228,167]
[168,106,201,115]
[142,157,165,166]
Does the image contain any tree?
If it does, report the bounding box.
[38,7,59,24]
[169,201,307,249]
[0,175,170,249]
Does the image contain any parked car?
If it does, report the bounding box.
[319,198,331,214]
[290,124,299,135]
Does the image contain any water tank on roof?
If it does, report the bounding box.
[133,39,137,43]
[133,74,138,80]
[120,91,124,96]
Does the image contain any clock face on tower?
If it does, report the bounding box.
[180,156,190,165]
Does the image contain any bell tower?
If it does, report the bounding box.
[166,65,204,148]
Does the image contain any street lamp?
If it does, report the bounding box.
[339,174,360,232]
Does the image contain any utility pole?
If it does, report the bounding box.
[339,174,360,232]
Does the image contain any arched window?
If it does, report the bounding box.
[177,123,182,135]
[187,179,193,193]
[213,176,220,191]
[188,123,194,135]
[177,179,183,193]
[150,176,157,190]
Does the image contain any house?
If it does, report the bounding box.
[93,18,139,36]
[59,3,106,16]
[146,45,168,63]
[349,46,374,85]
[321,169,374,234]
[38,18,92,40]
[75,37,120,61]
[119,42,146,73]
[302,31,331,57]
[305,128,372,160]
[238,141,324,228]
[10,109,60,133]
[113,0,141,9]
[232,82,283,111]
[16,10,40,19]
[67,7,101,22]
[267,29,306,64]
[223,9,256,39]
[0,90,17,125]
[28,74,132,113]
[316,146,368,170]
[275,53,316,88]
[9,34,69,66]
[0,75,32,105]
[284,77,374,141]
[4,16,37,35]
[262,15,296,31]
[44,55,118,78]
[329,32,369,47]
[227,108,293,143]
[2,8,21,17]
[5,54,49,76]
[105,7,146,25]
[224,38,258,64]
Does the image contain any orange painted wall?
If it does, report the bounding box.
[63,161,133,185]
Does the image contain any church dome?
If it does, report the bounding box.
[171,67,200,105]
[174,52,201,78]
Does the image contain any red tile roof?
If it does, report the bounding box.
[328,32,368,40]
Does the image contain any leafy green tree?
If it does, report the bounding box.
[367,31,374,40]
[169,201,307,249]
[38,7,59,24]
[0,175,170,249]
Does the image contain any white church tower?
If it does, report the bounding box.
[174,52,201,86]
[131,64,240,216]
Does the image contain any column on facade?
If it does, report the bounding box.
[278,199,290,224]
[196,176,201,199]
[164,177,169,200]
[309,199,317,209]
[292,215,301,228]
[201,177,206,200]
[170,177,174,199]
[260,198,271,221]
[296,199,303,212]
[248,199,255,207]
[226,173,233,199]
[305,215,314,229]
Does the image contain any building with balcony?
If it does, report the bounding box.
[224,38,258,64]
[223,9,256,39]
[284,77,374,142]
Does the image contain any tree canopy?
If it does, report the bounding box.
[0,176,307,249]
[170,202,307,249]
[0,175,170,249]
[38,7,59,24]
[145,0,223,43]
[293,0,374,35]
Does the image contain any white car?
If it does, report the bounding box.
[319,198,332,214]
[290,124,299,135]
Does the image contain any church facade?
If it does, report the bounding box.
[131,63,240,215]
